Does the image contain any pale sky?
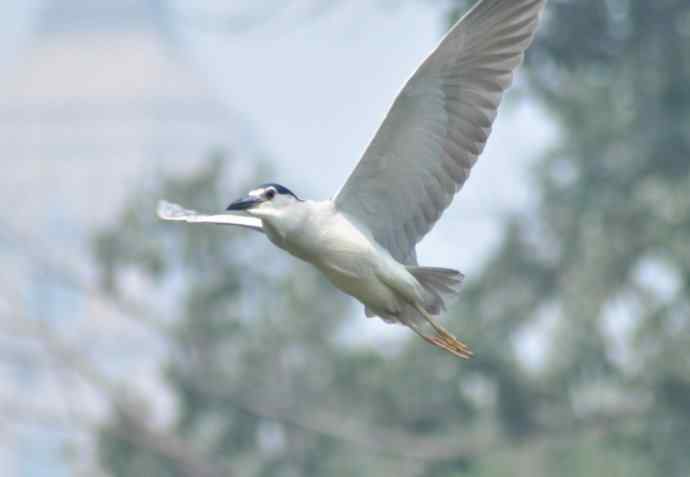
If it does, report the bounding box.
[0,0,554,268]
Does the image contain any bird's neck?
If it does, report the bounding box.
[261,200,330,260]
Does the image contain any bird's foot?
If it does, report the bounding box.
[404,314,473,359]
[412,304,473,359]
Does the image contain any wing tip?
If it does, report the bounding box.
[157,200,195,221]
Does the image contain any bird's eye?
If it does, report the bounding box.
[265,188,276,200]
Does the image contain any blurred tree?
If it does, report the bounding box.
[409,0,690,475]
[94,1,689,476]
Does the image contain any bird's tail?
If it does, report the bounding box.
[404,266,472,359]
[407,266,464,315]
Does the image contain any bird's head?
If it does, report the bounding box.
[226,183,301,218]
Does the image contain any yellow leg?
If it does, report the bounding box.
[412,303,473,359]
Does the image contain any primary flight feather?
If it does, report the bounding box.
[158,0,546,358]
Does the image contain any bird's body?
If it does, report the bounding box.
[158,0,547,358]
[260,199,421,319]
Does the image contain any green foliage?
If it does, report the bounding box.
[449,0,690,474]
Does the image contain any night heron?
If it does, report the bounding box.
[158,0,546,358]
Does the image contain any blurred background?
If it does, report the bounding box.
[0,1,688,476]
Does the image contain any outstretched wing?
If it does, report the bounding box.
[157,200,263,232]
[334,0,545,264]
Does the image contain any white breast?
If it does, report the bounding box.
[266,200,420,314]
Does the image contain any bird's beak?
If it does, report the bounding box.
[226,196,262,211]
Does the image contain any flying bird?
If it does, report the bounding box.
[158,0,545,358]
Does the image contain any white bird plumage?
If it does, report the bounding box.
[158,0,546,359]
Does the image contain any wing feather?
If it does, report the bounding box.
[334,0,545,264]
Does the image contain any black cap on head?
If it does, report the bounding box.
[258,183,301,200]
